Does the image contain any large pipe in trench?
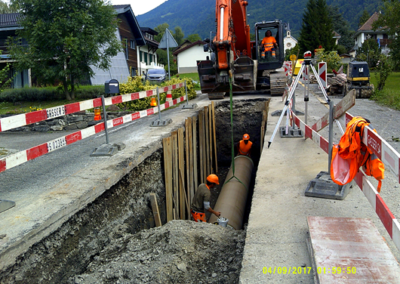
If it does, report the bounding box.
[209,155,254,230]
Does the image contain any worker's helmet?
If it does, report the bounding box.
[243,133,250,140]
[207,174,220,185]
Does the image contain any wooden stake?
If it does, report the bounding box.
[199,110,204,183]
[192,116,198,192]
[172,131,179,220]
[178,128,185,220]
[179,169,191,219]
[204,106,210,176]
[185,118,191,210]
[208,103,213,173]
[150,193,162,227]
[211,101,218,173]
[188,117,194,202]
[261,120,265,153]
[163,137,173,222]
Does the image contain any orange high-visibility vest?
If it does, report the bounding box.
[238,140,252,156]
[261,36,277,51]
[331,116,385,192]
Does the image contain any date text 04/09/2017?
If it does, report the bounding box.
[262,267,356,275]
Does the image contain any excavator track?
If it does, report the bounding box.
[270,72,287,96]
[208,92,225,100]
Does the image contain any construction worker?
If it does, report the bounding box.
[191,174,221,222]
[236,133,253,157]
[261,30,278,58]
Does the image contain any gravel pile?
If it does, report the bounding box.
[69,220,245,284]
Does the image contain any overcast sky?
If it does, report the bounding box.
[111,0,167,16]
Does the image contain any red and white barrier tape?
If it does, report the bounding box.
[346,113,400,184]
[292,111,400,251]
[0,83,184,132]
[0,96,186,173]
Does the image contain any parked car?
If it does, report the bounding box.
[146,68,167,82]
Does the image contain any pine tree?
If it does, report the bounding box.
[299,0,335,54]
[328,5,354,53]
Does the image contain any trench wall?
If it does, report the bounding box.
[0,149,166,284]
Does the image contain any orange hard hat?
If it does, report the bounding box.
[206,174,219,185]
[243,134,250,140]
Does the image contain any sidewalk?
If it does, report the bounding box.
[239,94,400,283]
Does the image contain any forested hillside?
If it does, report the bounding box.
[137,0,382,39]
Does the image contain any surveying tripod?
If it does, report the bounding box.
[268,52,343,148]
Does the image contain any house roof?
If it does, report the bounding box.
[333,31,341,38]
[173,40,206,56]
[141,27,158,36]
[359,12,380,31]
[0,13,23,31]
[174,40,193,54]
[113,5,146,45]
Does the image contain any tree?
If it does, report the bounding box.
[356,38,380,67]
[375,54,393,90]
[173,26,185,46]
[328,5,354,53]
[373,0,400,66]
[359,9,370,28]
[0,0,17,13]
[298,0,335,55]
[9,0,121,100]
[154,23,169,42]
[186,34,201,43]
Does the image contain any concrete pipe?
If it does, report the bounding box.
[209,155,254,230]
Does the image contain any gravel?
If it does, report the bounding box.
[68,220,245,284]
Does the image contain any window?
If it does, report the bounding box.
[130,40,135,49]
[144,52,148,64]
[140,51,143,62]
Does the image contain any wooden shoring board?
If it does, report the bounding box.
[177,128,186,220]
[187,117,194,201]
[261,120,265,153]
[308,89,356,137]
[307,216,400,283]
[192,116,198,192]
[211,101,218,173]
[185,118,191,211]
[162,137,173,222]
[171,131,179,219]
[179,169,191,219]
[204,106,210,176]
[208,103,213,173]
[149,193,162,227]
[199,110,205,183]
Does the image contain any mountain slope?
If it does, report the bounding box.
[137,0,382,39]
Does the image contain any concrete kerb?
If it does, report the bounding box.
[0,95,212,273]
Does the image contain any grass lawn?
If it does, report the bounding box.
[176,73,201,90]
[0,100,83,115]
[370,71,400,110]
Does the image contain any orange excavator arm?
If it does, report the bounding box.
[214,0,251,70]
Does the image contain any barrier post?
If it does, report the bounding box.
[328,100,334,173]
[101,95,110,145]
[90,80,123,157]
[151,86,173,127]
[182,80,197,109]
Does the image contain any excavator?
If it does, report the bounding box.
[197,0,287,99]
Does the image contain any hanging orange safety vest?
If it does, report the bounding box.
[331,116,385,192]
[238,140,252,156]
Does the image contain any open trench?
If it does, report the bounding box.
[0,98,269,284]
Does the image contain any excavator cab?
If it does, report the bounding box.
[255,21,284,71]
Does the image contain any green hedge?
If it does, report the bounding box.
[0,85,106,103]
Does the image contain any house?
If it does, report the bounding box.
[90,5,146,85]
[137,27,164,76]
[283,24,298,51]
[173,40,207,74]
[0,4,153,88]
[333,31,341,46]
[353,12,390,56]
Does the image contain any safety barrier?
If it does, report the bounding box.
[0,83,187,173]
[292,111,400,251]
[0,83,183,132]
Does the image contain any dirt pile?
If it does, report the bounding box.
[69,220,245,284]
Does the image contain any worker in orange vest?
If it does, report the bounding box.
[261,30,278,58]
[191,174,221,222]
[236,133,253,157]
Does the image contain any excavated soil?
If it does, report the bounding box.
[68,221,245,284]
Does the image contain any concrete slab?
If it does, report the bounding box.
[308,216,400,283]
[239,92,400,283]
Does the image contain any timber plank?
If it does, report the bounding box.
[192,116,198,191]
[178,128,185,219]
[172,131,179,219]
[163,137,173,222]
[211,101,218,173]
[149,193,162,227]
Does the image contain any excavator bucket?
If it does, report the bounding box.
[197,57,256,95]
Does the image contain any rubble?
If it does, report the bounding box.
[69,220,245,284]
